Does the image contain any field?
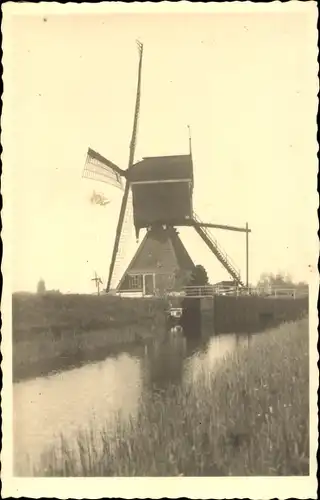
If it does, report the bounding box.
[34,318,309,476]
[12,293,167,381]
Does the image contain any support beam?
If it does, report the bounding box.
[192,221,244,286]
[246,222,249,288]
[194,222,251,233]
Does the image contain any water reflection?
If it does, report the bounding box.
[13,329,253,476]
[185,333,238,386]
[144,333,187,391]
[13,352,142,475]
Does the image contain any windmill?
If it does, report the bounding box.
[91,271,103,295]
[82,41,251,296]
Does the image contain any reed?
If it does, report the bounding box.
[34,318,309,476]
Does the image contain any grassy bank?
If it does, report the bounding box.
[13,293,167,381]
[35,318,309,476]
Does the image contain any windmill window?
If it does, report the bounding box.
[129,274,142,289]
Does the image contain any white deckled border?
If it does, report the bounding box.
[1,1,318,499]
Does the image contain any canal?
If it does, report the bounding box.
[13,330,252,476]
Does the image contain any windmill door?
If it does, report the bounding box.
[143,274,155,296]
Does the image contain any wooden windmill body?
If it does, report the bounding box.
[83,42,251,296]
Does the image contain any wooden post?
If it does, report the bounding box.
[246,222,249,289]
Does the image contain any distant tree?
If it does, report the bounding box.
[37,278,46,294]
[173,268,193,290]
[189,264,209,286]
[257,272,307,289]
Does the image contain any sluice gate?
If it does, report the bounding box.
[178,286,309,338]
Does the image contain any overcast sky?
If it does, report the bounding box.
[5,3,318,293]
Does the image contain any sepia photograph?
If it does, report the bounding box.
[1,2,318,498]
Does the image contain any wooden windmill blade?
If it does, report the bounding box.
[106,40,144,293]
[83,148,126,190]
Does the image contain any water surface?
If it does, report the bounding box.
[13,331,251,475]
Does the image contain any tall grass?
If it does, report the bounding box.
[34,318,309,476]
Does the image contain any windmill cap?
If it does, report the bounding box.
[129,155,193,182]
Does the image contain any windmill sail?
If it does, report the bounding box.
[110,188,135,290]
[106,41,144,292]
[129,40,143,161]
[83,148,125,190]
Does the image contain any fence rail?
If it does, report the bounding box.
[115,285,309,300]
[181,285,309,299]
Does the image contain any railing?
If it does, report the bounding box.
[182,285,309,299]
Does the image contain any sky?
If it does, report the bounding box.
[5,4,318,293]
